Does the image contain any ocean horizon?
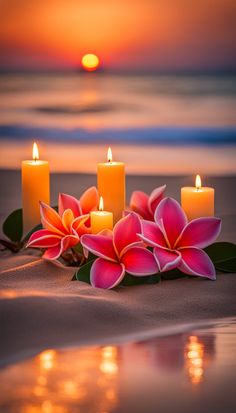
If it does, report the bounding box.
[0,72,236,174]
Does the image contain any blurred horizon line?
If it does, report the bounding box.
[1,68,236,76]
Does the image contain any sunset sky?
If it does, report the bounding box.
[0,0,235,72]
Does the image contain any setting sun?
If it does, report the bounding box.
[81,53,100,72]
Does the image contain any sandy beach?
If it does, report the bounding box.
[0,171,236,366]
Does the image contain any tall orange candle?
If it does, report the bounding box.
[22,142,50,234]
[181,174,214,221]
[97,148,126,223]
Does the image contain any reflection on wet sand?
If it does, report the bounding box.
[0,331,219,413]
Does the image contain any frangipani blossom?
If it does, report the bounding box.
[27,188,98,260]
[81,213,159,289]
[139,197,221,280]
[130,185,166,220]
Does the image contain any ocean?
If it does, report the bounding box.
[0,73,236,174]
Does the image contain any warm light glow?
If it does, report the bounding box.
[39,349,56,370]
[195,174,201,190]
[107,147,112,163]
[99,196,104,211]
[32,142,39,161]
[81,53,99,71]
[100,346,118,375]
[185,336,204,385]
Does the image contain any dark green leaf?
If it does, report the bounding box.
[87,252,98,262]
[205,242,236,264]
[3,209,23,243]
[75,259,95,284]
[205,242,236,273]
[215,257,236,273]
[121,272,161,286]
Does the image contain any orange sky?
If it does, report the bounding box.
[0,0,235,71]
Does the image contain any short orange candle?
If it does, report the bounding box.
[97,147,126,223]
[91,196,113,234]
[22,142,50,234]
[181,174,214,221]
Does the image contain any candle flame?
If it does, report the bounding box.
[32,142,39,161]
[195,174,201,190]
[99,196,104,211]
[107,147,112,163]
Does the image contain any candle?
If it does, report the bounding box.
[97,147,126,223]
[22,142,50,234]
[181,174,214,221]
[91,196,113,234]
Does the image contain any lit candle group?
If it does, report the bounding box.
[22,142,50,234]
[21,144,216,234]
[181,174,214,221]
[97,147,126,223]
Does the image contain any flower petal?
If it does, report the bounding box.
[154,198,188,247]
[139,220,167,248]
[113,212,142,257]
[40,202,65,236]
[58,193,82,218]
[62,209,74,232]
[43,245,62,260]
[178,247,216,280]
[130,191,152,220]
[148,185,166,215]
[80,186,99,214]
[121,246,159,276]
[72,214,90,235]
[90,258,125,289]
[81,234,117,261]
[97,229,113,237]
[176,217,222,249]
[27,229,61,248]
[43,234,79,260]
[153,247,181,272]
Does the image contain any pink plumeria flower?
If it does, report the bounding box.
[130,185,166,220]
[59,186,99,216]
[81,213,159,289]
[27,188,98,260]
[139,197,221,280]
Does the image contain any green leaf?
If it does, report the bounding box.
[205,242,236,273]
[205,242,236,264]
[215,258,236,273]
[3,208,23,243]
[121,272,161,286]
[75,259,95,284]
